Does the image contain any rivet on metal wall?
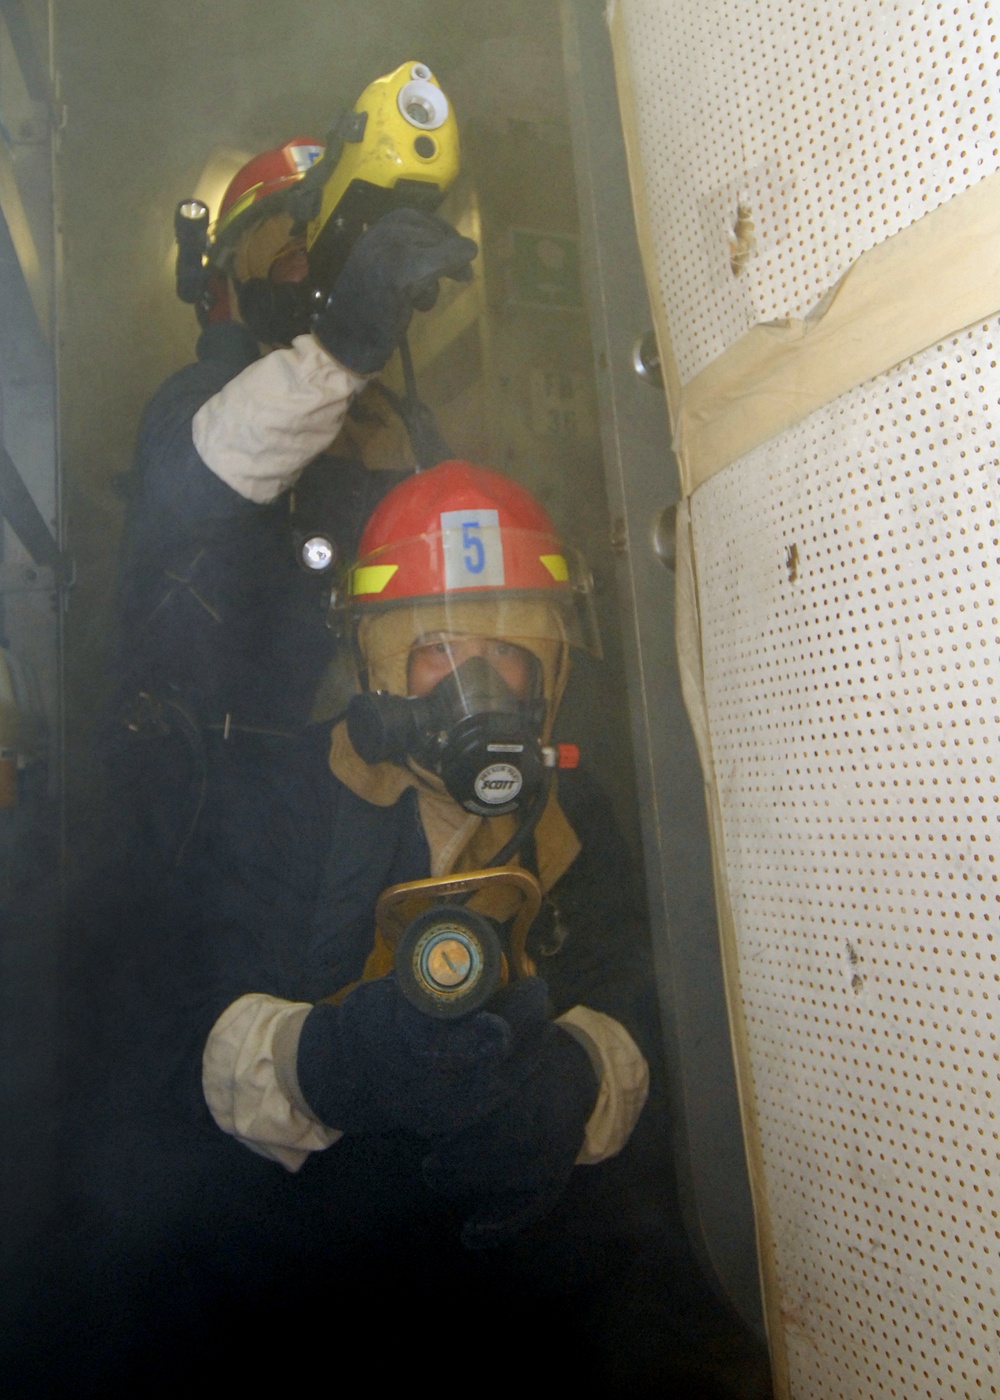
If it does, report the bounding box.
[653,503,678,571]
[631,330,664,388]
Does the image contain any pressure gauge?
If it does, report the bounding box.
[395,905,504,1019]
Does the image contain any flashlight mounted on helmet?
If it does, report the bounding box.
[174,199,210,305]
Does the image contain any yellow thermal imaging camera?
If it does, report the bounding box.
[174,60,461,308]
[296,59,462,287]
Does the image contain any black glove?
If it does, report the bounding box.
[422,991,600,1249]
[311,208,478,374]
[295,972,551,1139]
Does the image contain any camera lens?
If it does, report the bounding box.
[405,98,433,125]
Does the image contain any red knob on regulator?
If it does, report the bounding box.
[542,743,580,770]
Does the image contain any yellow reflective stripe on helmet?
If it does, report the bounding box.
[540,554,569,582]
[215,182,266,236]
[351,564,399,596]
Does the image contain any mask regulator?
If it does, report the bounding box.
[345,654,579,819]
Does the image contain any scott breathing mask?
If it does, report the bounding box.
[347,651,550,817]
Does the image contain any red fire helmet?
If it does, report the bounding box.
[339,460,600,654]
[213,137,325,248]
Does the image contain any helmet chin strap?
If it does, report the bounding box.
[398,331,452,471]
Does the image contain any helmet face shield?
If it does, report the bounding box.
[332,462,602,743]
[335,531,601,663]
[353,597,571,708]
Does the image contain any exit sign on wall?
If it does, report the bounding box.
[505,228,584,310]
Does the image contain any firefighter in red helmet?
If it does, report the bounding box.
[44,435,657,1397]
[183,135,319,336]
[101,445,649,1261]
[200,136,328,342]
[182,460,649,1233]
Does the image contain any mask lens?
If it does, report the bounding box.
[407,637,539,701]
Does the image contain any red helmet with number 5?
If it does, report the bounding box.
[338,460,600,710]
[349,459,579,604]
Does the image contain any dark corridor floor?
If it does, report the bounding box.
[0,1080,772,1397]
[0,785,771,1399]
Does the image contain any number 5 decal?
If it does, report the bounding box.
[462,520,485,574]
[441,507,502,588]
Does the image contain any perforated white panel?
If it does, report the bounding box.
[617,0,1000,382]
[691,320,1000,1397]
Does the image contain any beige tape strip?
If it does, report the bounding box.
[676,169,1000,493]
